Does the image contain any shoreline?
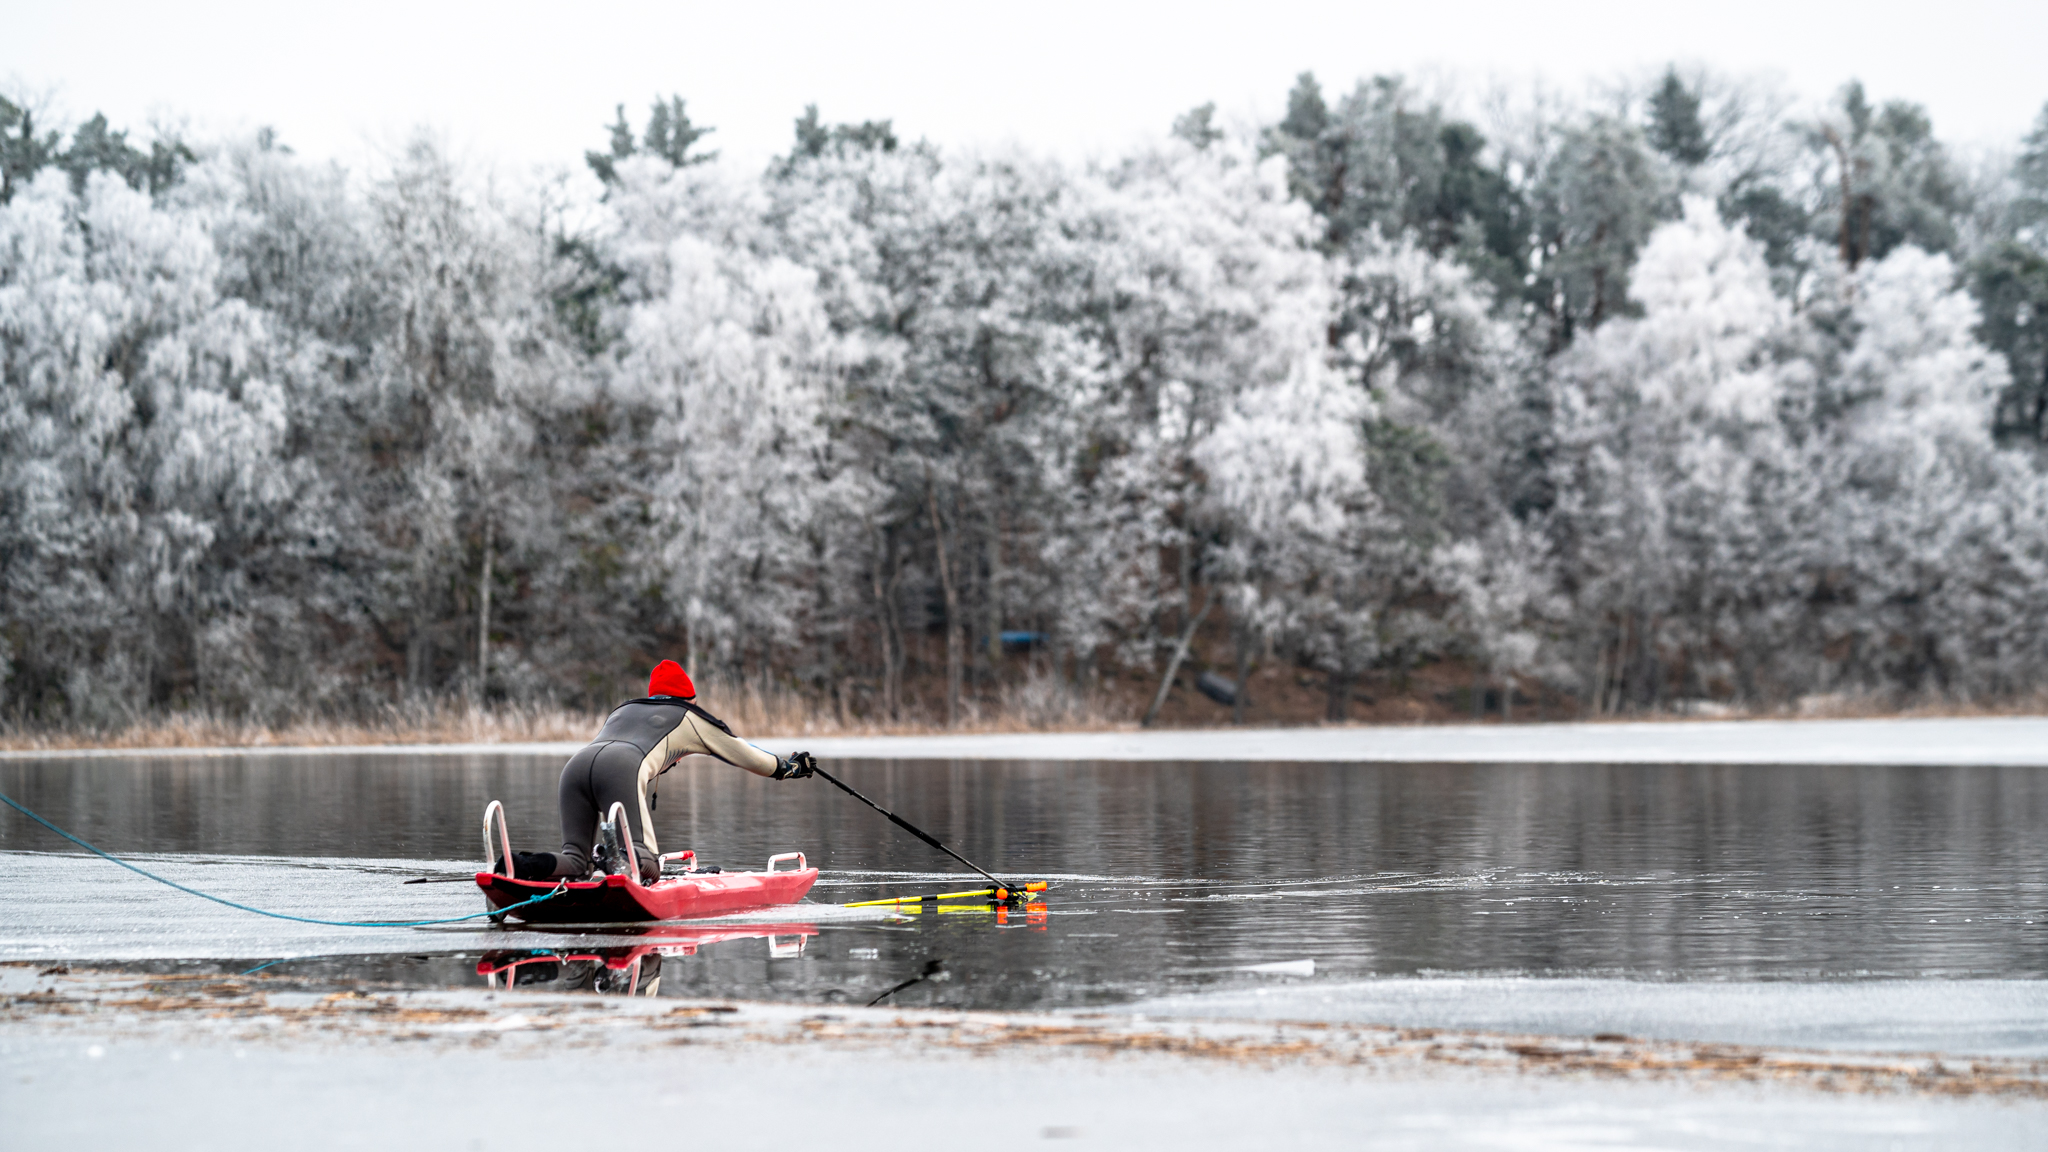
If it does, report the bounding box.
[6,714,2048,766]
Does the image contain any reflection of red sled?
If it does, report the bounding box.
[477,801,817,924]
[615,920,819,955]
[478,923,818,993]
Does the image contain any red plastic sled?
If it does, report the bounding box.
[476,800,817,924]
[477,855,817,924]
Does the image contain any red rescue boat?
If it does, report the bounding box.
[476,857,817,924]
[476,801,817,924]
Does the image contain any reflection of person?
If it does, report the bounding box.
[481,949,660,995]
[500,660,814,882]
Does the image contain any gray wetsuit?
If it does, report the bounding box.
[553,696,784,881]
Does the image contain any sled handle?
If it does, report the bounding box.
[482,801,513,877]
[768,934,806,959]
[605,801,641,885]
[766,852,806,873]
[659,850,696,872]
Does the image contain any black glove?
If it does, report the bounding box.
[774,751,816,780]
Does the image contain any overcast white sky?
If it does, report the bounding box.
[7,1,2046,181]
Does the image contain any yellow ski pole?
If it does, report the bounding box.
[844,882,1047,909]
[810,764,1041,901]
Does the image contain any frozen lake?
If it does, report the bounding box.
[5,750,2046,1056]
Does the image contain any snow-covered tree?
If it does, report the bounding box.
[1545,198,1803,707]
[0,168,297,721]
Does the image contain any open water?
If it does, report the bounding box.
[4,753,2046,1052]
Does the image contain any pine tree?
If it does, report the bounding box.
[642,96,716,168]
[585,105,638,185]
[1647,69,1711,166]
[1530,116,1672,349]
[0,95,59,204]
[2012,103,2048,246]
[1170,103,1223,150]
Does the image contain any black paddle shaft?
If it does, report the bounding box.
[810,766,1014,892]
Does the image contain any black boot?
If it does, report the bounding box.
[494,851,558,881]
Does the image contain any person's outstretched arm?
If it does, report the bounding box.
[671,711,786,778]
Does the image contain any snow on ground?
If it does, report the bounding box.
[4,966,2043,1151]
[1123,977,2048,1059]
[9,715,2048,765]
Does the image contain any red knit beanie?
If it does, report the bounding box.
[647,660,696,699]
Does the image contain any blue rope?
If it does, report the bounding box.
[0,789,563,928]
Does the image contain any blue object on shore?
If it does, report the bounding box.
[999,631,1045,649]
[1196,671,1238,706]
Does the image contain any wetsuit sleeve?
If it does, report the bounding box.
[661,711,783,778]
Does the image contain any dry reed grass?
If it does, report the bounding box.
[0,669,1135,752]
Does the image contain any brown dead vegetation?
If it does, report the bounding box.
[6,663,2045,753]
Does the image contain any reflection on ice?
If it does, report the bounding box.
[480,922,818,995]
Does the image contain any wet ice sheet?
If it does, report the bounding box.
[1119,977,2048,1059]
[8,754,2048,1038]
[13,844,2047,1063]
[0,850,562,961]
[0,850,886,963]
[9,756,2048,984]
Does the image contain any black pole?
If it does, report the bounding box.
[811,766,1014,892]
[868,959,945,1007]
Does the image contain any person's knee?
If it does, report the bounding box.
[551,847,593,878]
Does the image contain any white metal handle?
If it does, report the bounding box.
[766,852,806,873]
[768,934,805,959]
[482,801,512,877]
[605,801,641,884]
[659,850,696,872]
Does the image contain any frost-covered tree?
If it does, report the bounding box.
[1801,245,2028,696]
[1545,198,1803,707]
[1043,138,1365,720]
[1529,116,1673,350]
[599,152,858,698]
[0,168,300,721]
[0,96,60,205]
[1970,105,2048,448]
[1807,83,1968,270]
[1266,73,1524,294]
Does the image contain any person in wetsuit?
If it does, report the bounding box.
[500,660,814,883]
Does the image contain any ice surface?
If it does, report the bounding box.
[0,851,870,962]
[1119,976,2048,1058]
[14,715,2047,765]
[3,1010,2040,1151]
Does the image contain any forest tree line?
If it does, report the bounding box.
[4,70,2048,730]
